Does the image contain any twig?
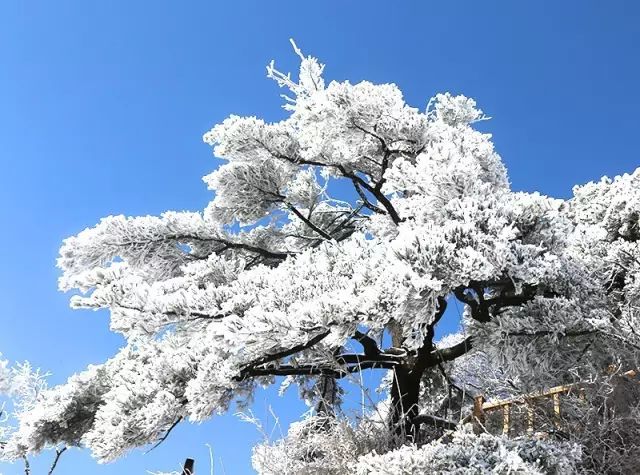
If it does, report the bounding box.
[146,417,183,453]
[48,447,67,475]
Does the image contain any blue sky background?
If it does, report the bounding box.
[1,1,639,473]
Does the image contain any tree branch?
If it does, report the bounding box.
[286,203,334,240]
[250,137,403,225]
[237,331,331,380]
[412,413,458,431]
[352,330,381,356]
[432,336,474,364]
[506,329,597,339]
[335,353,403,365]
[213,240,292,260]
[453,287,488,323]
[352,179,385,214]
[145,417,183,454]
[116,304,226,323]
[341,169,402,225]
[47,447,67,475]
[412,296,448,378]
[245,358,399,378]
[113,234,291,261]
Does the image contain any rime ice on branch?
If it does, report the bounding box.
[7,41,640,472]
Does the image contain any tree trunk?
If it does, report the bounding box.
[390,364,421,440]
[315,376,338,417]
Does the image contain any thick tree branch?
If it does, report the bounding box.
[350,122,388,150]
[340,168,402,225]
[254,139,403,225]
[412,413,458,431]
[114,235,291,261]
[454,287,489,323]
[212,240,292,260]
[454,281,544,323]
[245,359,399,378]
[246,366,342,377]
[432,336,474,364]
[352,330,381,356]
[241,330,401,380]
[286,203,334,240]
[116,304,226,323]
[237,331,331,380]
[412,297,448,378]
[352,180,385,214]
[374,151,390,192]
[335,353,403,366]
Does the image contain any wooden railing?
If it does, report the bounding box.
[176,371,638,471]
[470,369,638,436]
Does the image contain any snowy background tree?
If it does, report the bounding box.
[0,355,68,474]
[3,43,640,474]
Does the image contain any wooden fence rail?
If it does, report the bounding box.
[470,369,638,436]
[174,371,638,473]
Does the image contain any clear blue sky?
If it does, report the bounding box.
[1,1,639,474]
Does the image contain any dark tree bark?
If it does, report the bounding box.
[390,364,422,439]
[182,458,195,475]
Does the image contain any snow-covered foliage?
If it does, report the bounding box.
[8,41,640,472]
[251,415,380,474]
[0,357,10,396]
[355,427,581,475]
[0,355,49,459]
[251,415,581,475]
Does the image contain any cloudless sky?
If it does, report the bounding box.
[1,1,639,474]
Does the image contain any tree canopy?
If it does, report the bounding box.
[3,42,640,473]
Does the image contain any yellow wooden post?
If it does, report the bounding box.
[473,395,485,434]
[552,393,561,429]
[502,404,511,435]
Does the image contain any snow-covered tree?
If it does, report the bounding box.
[0,355,67,474]
[7,42,640,473]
